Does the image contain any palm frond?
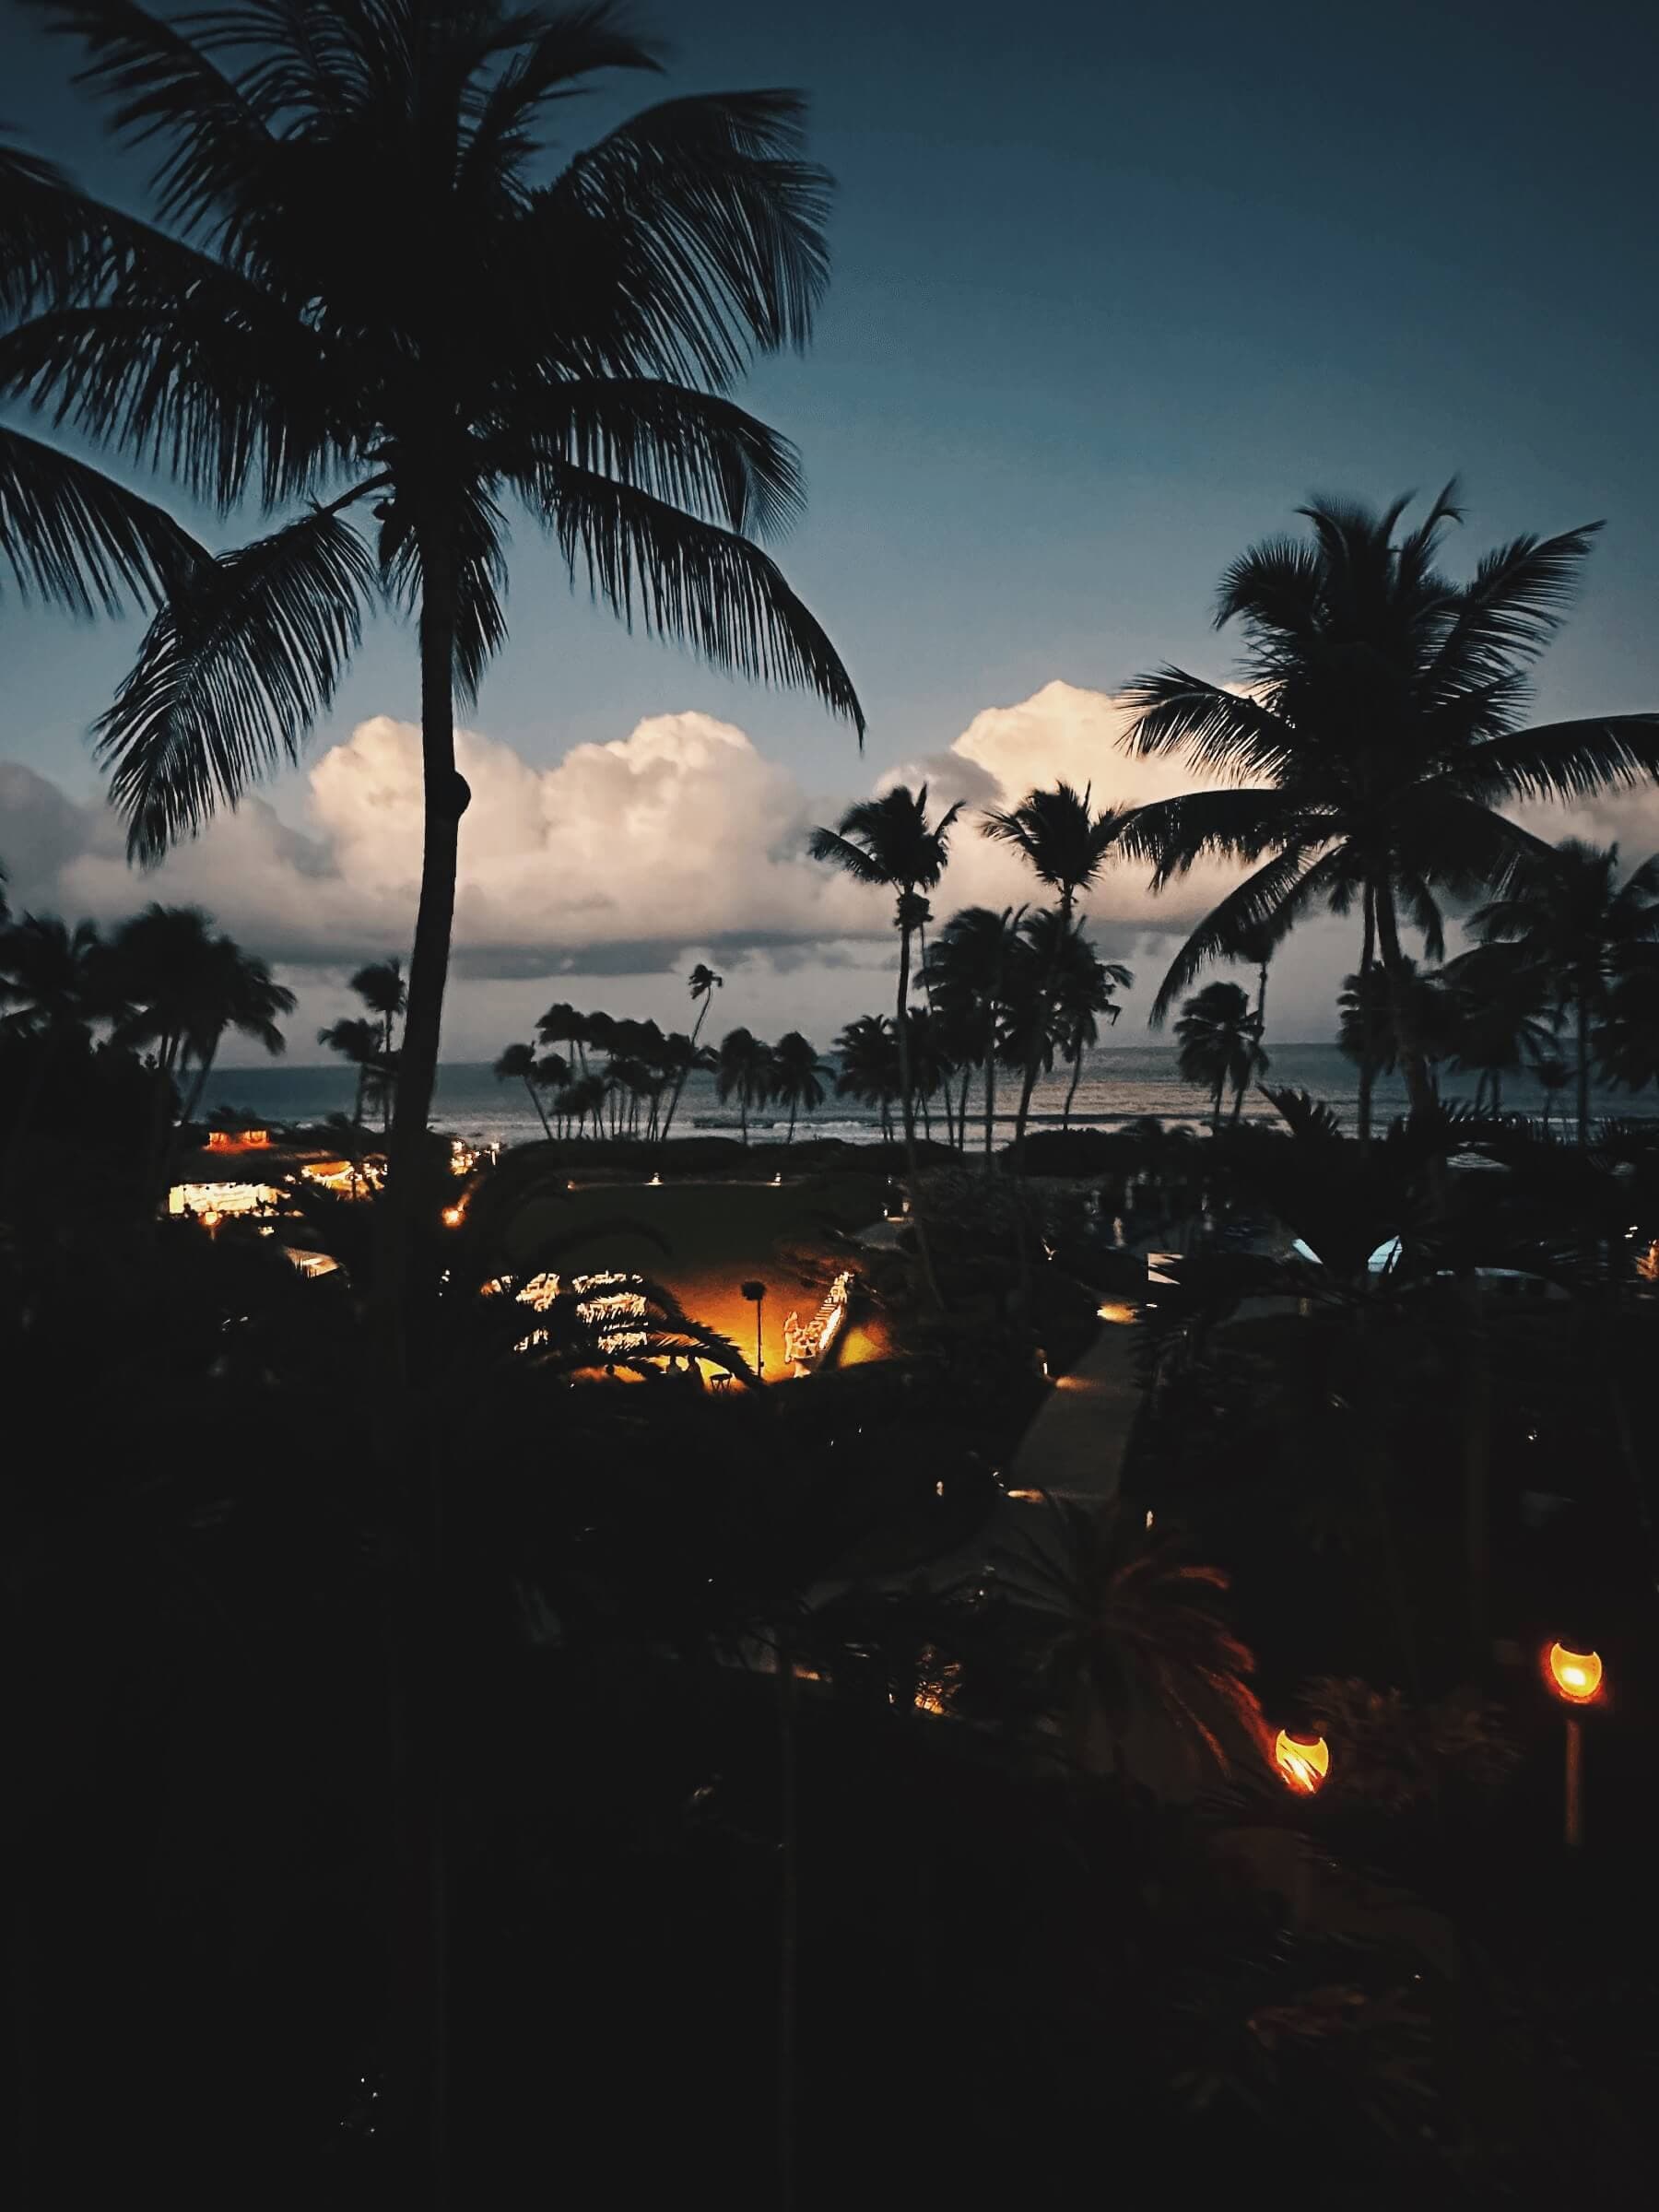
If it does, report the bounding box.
[525,457,862,732]
[1118,666,1298,780]
[1148,846,1342,1025]
[1425,524,1602,694]
[96,501,376,861]
[457,5,663,197]
[28,0,277,252]
[1214,535,1324,641]
[1117,786,1317,882]
[1450,716,1659,807]
[538,88,832,386]
[0,421,198,613]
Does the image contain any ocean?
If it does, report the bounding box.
[195,1044,1659,1149]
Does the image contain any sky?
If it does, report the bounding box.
[4,0,1659,1060]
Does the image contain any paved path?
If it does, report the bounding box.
[1006,1316,1143,1503]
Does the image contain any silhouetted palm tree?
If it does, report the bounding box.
[350,958,406,1131]
[536,1001,590,1079]
[1595,961,1659,1098]
[0,912,113,1182]
[1534,1053,1571,1137]
[319,1015,383,1129]
[1337,958,1454,1105]
[833,1014,900,1139]
[659,962,724,1142]
[493,1041,553,1138]
[1471,839,1659,1143]
[1123,488,1659,1138]
[5,1,862,1328]
[1437,941,1556,1114]
[996,1501,1265,1780]
[810,785,961,1302]
[923,904,1023,1164]
[534,1051,571,1134]
[715,1027,773,1146]
[1052,931,1133,1130]
[771,1030,830,1143]
[1175,981,1258,1134]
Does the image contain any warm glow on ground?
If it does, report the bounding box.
[1096,1300,1139,1324]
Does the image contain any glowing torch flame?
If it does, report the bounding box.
[1274,1728,1330,1794]
[1546,1641,1603,1704]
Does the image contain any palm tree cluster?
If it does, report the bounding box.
[318,958,406,1132]
[0,893,293,1187]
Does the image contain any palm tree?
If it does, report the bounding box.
[1231,924,1276,1106]
[351,958,406,1131]
[809,785,961,1305]
[1595,960,1659,1098]
[535,1051,571,1134]
[1470,839,1659,1144]
[6,3,862,1324]
[536,1001,590,1079]
[1122,488,1659,1140]
[715,1027,773,1146]
[1534,1053,1572,1137]
[1175,982,1258,1134]
[771,1030,831,1143]
[922,905,1023,1165]
[1437,941,1556,1115]
[982,782,1129,1159]
[493,1041,553,1139]
[1336,958,1455,1105]
[833,1014,900,1140]
[659,962,724,1143]
[1052,931,1133,1131]
[0,912,113,1182]
[996,1501,1265,1780]
[319,1015,383,1129]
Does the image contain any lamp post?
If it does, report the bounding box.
[1545,1639,1603,1850]
[741,1278,767,1379]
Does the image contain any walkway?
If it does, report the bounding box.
[1006,1312,1143,1503]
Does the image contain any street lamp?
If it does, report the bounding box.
[741,1278,767,1379]
[1274,1727,1331,1796]
[1545,1638,1603,1850]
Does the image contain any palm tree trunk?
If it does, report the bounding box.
[1212,1075,1224,1136]
[354,1062,368,1129]
[983,1013,998,1169]
[1063,1045,1083,1131]
[740,1093,748,1147]
[181,1037,219,1127]
[523,1077,552,1140]
[1373,883,1436,1121]
[382,1012,395,1134]
[787,1098,797,1145]
[893,916,944,1310]
[1576,980,1592,1147]
[1358,883,1377,1153]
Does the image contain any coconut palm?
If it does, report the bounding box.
[350,957,406,1130]
[1175,981,1258,1135]
[833,1014,900,1140]
[809,785,961,1303]
[112,905,293,1124]
[1436,941,1556,1115]
[4,1,862,1322]
[319,1015,383,1129]
[659,962,724,1143]
[771,1030,831,1143]
[714,1027,773,1147]
[493,1041,553,1139]
[995,1500,1265,1780]
[1469,839,1659,1144]
[0,912,114,1182]
[1122,488,1659,1139]
[922,904,1024,1164]
[1336,959,1455,1105]
[536,1001,590,1079]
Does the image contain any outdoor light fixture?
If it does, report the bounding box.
[741,1278,767,1377]
[1546,1638,1603,1851]
[441,1206,463,1228]
[1273,1728,1330,1795]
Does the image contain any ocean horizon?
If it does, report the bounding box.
[195,1042,1659,1149]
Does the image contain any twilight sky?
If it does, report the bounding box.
[4,0,1659,1061]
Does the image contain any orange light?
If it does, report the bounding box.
[441,1206,464,1228]
[1274,1728,1330,1794]
[1546,1641,1603,1704]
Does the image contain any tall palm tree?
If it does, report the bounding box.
[771,1030,831,1143]
[534,1050,570,1134]
[714,1027,773,1147]
[536,1001,590,1079]
[493,1041,553,1139]
[809,784,960,1304]
[1594,959,1659,1098]
[319,1014,383,1129]
[1470,839,1659,1144]
[4,1,862,1320]
[1336,958,1453,1104]
[1121,488,1659,1140]
[982,782,1128,1169]
[0,912,113,1182]
[1175,982,1257,1135]
[659,961,724,1144]
[351,957,406,1131]
[922,904,1023,1165]
[832,1014,900,1140]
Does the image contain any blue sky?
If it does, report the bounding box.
[4,0,1659,1056]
